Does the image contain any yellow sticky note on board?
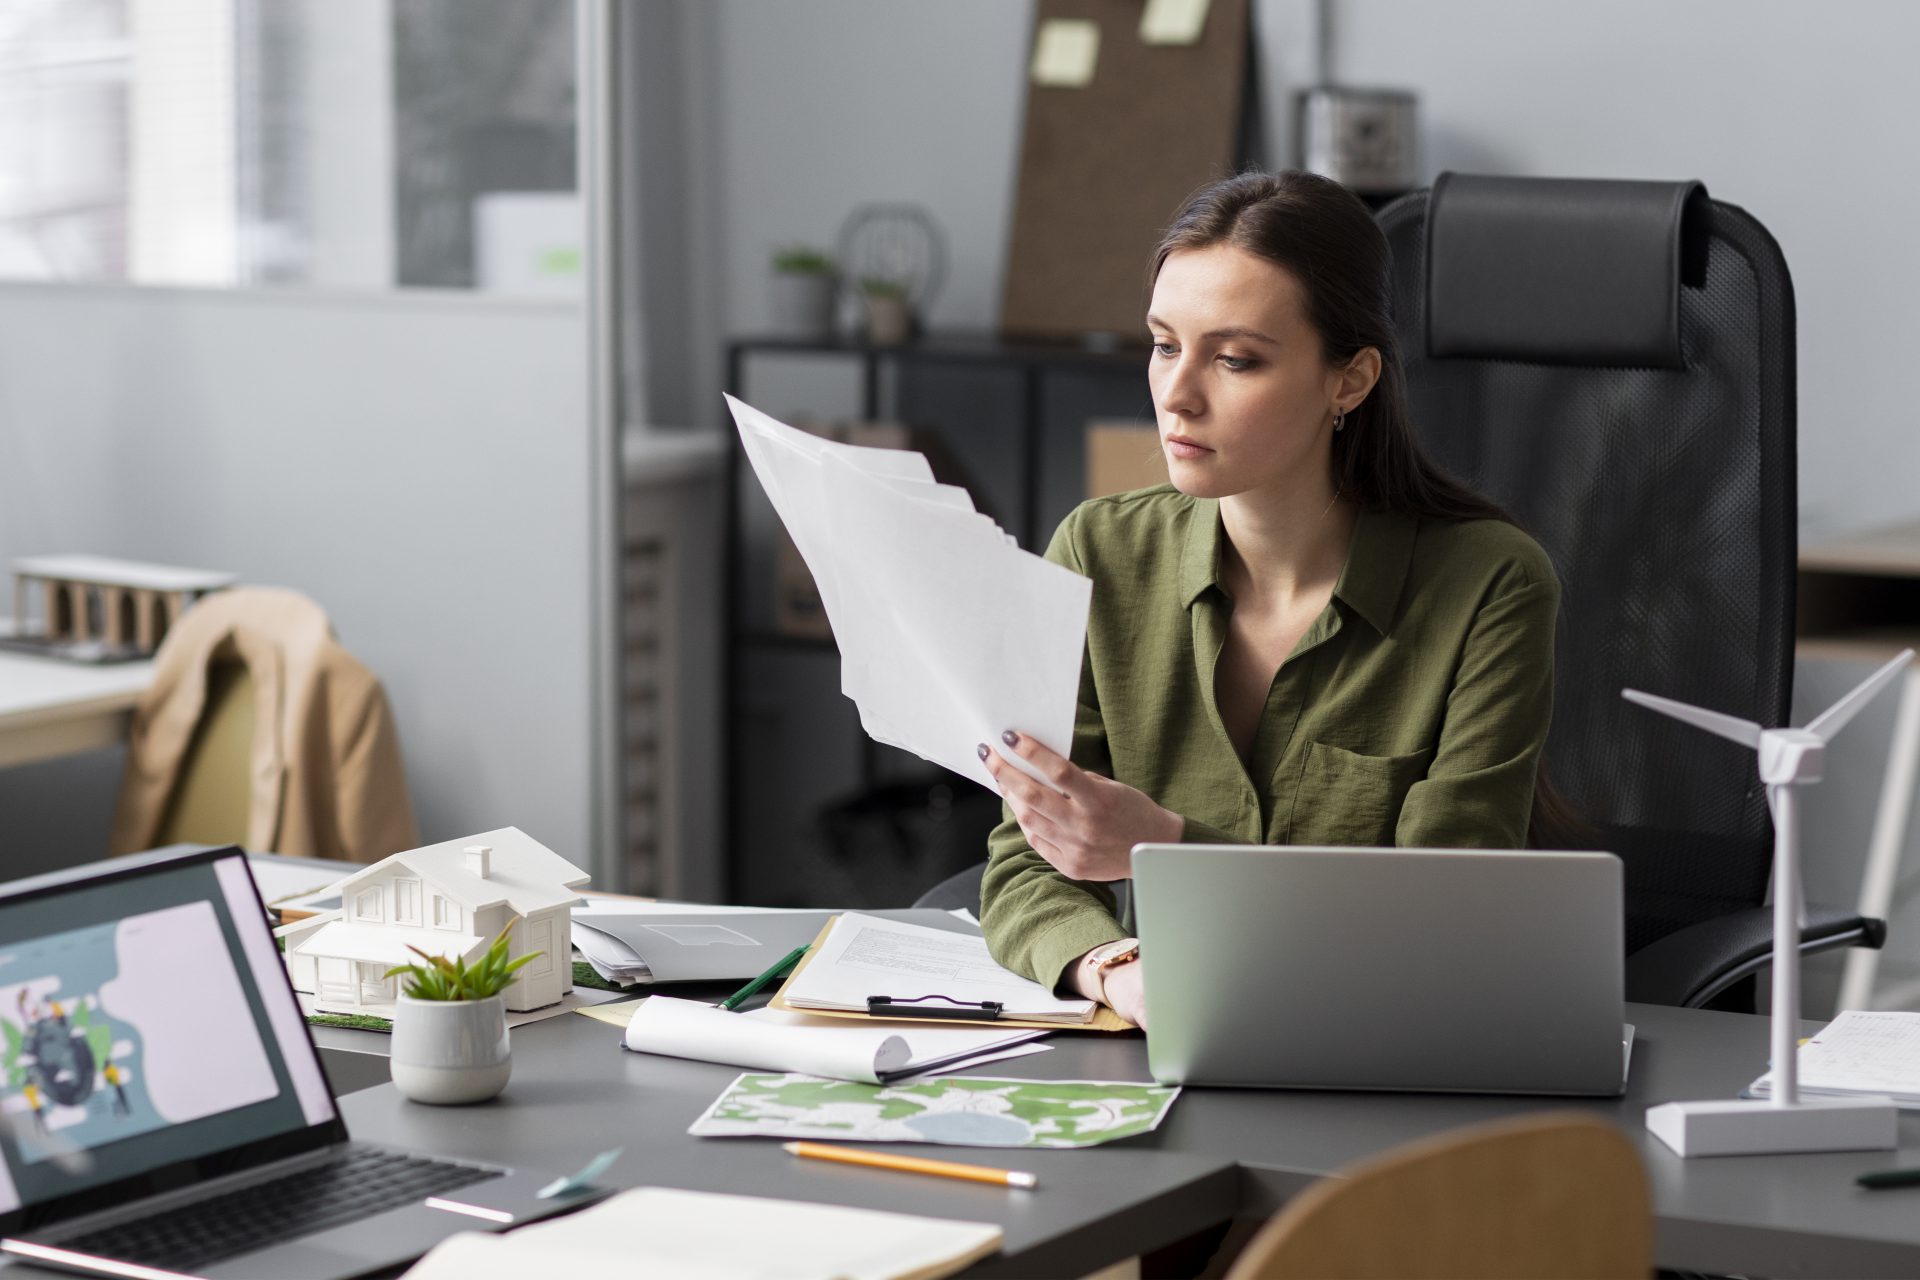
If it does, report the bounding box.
[1141,0,1211,45]
[1031,18,1100,87]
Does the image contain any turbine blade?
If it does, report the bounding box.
[1622,688,1763,748]
[1804,649,1916,741]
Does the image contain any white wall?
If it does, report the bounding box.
[690,0,1920,539]
[0,284,593,868]
[1328,0,1920,541]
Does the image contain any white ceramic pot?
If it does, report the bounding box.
[769,271,837,340]
[390,993,511,1105]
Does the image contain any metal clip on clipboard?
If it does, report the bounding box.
[866,995,1005,1021]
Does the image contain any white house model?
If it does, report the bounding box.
[276,827,588,1015]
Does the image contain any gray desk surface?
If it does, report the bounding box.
[331,1012,1234,1279]
[317,1001,1920,1279]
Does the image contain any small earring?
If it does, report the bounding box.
[1333,410,1347,433]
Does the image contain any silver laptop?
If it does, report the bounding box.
[0,845,602,1279]
[1132,844,1630,1096]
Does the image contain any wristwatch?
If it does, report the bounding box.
[1083,938,1141,1005]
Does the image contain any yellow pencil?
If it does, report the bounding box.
[782,1141,1038,1189]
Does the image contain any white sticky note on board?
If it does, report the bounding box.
[1140,0,1211,45]
[1031,18,1100,87]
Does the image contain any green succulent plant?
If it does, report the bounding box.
[859,276,907,299]
[771,245,835,275]
[385,917,541,1001]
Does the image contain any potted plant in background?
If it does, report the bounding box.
[859,276,912,345]
[769,244,837,340]
[385,919,540,1105]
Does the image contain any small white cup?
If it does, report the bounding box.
[390,993,511,1105]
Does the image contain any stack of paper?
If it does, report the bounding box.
[401,1187,1002,1280]
[1748,1010,1920,1106]
[729,395,1092,794]
[570,903,980,988]
[780,913,1098,1025]
[621,996,1050,1084]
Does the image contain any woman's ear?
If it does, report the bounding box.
[1334,347,1383,414]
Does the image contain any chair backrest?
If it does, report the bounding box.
[1225,1112,1652,1280]
[1378,174,1797,956]
[112,586,420,862]
[152,655,255,848]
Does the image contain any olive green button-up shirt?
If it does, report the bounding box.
[980,486,1560,989]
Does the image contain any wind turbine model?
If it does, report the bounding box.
[1624,647,1915,1157]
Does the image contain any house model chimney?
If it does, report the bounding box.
[464,844,492,879]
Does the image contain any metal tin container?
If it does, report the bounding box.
[1295,87,1418,195]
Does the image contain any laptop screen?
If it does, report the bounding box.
[0,849,338,1228]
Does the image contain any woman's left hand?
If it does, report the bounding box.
[980,731,1183,882]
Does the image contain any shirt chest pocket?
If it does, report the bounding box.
[1288,741,1435,847]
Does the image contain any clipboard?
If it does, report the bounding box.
[768,918,1135,1032]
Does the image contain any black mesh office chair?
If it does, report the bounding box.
[921,174,1882,1010]
[1378,172,1879,1008]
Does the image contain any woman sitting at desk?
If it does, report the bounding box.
[979,170,1564,1030]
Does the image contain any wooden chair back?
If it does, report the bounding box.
[1225,1112,1652,1280]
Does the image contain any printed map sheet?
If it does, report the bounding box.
[689,1072,1180,1148]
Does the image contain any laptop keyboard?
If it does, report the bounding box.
[58,1147,496,1273]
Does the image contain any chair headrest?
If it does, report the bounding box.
[1424,172,1710,369]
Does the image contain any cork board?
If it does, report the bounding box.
[1000,0,1250,342]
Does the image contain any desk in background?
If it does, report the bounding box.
[0,649,150,768]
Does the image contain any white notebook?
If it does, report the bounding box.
[401,1186,1003,1280]
[782,912,1097,1024]
[1748,1010,1920,1106]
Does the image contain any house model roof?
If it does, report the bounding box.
[330,826,589,916]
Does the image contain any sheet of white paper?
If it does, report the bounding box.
[816,451,1089,793]
[729,396,1091,795]
[784,913,1094,1022]
[729,396,939,660]
[1749,1010,1920,1100]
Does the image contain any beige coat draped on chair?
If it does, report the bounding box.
[110,587,420,862]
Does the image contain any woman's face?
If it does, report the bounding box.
[1146,244,1351,502]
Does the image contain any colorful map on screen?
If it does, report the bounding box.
[0,901,278,1163]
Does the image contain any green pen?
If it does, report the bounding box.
[718,944,810,1012]
[1856,1167,1920,1190]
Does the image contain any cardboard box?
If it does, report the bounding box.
[772,420,912,640]
[1085,421,1168,498]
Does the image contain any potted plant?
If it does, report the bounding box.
[859,276,912,345]
[769,244,837,340]
[384,919,540,1105]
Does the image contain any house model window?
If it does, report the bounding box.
[355,889,383,922]
[433,895,457,929]
[395,878,421,925]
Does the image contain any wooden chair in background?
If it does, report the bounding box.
[1224,1113,1651,1280]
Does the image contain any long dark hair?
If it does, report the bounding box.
[1152,169,1587,848]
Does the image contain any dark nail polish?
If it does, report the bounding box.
[1002,730,1020,747]
[977,742,989,760]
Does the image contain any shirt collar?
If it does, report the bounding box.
[1179,499,1418,637]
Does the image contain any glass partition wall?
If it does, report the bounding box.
[0,0,580,296]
